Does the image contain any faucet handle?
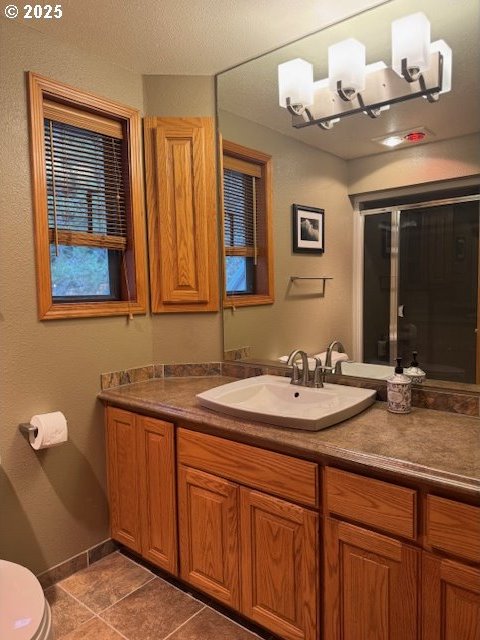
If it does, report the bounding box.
[313,358,333,388]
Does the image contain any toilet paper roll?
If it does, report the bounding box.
[29,411,68,450]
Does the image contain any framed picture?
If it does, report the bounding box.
[292,204,325,254]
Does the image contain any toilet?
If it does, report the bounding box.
[0,560,53,640]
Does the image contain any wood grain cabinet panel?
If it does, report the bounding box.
[178,466,240,608]
[106,407,141,552]
[178,428,318,508]
[138,416,177,574]
[426,495,480,563]
[325,467,417,540]
[422,552,480,640]
[324,517,419,640]
[144,117,219,313]
[240,488,318,640]
[105,408,177,574]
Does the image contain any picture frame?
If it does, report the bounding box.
[292,204,325,254]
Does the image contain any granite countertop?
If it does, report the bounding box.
[98,376,480,498]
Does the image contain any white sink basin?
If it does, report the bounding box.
[196,375,376,431]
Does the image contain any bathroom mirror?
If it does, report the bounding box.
[217,0,480,388]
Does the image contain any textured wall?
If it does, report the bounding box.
[0,21,153,575]
[219,110,353,361]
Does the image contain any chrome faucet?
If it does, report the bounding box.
[325,340,345,373]
[286,349,310,386]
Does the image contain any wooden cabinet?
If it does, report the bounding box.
[105,407,177,574]
[177,429,319,640]
[422,553,480,640]
[105,409,479,640]
[143,117,219,313]
[178,466,240,608]
[240,488,318,640]
[324,517,419,640]
[106,407,141,552]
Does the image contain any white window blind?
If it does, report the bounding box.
[44,105,127,252]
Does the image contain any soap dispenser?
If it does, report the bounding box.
[404,351,426,384]
[387,358,412,414]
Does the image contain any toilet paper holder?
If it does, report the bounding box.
[19,423,39,439]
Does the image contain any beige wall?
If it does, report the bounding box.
[219,110,353,360]
[0,25,222,575]
[143,75,223,363]
[348,134,480,195]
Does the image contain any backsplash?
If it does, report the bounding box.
[101,361,480,418]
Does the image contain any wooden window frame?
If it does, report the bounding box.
[27,72,147,319]
[222,140,274,308]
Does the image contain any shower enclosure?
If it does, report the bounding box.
[362,193,479,384]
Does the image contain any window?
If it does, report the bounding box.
[28,73,146,319]
[222,140,274,307]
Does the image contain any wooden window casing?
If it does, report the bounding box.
[28,72,147,319]
[222,140,274,308]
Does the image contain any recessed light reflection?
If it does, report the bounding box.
[380,136,404,147]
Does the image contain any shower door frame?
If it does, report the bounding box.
[352,193,480,382]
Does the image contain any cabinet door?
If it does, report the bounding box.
[324,517,419,640]
[144,117,219,313]
[240,488,318,640]
[105,407,141,552]
[422,552,480,640]
[137,415,177,574]
[178,466,240,608]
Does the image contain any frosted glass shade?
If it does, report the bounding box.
[392,12,431,78]
[278,58,313,108]
[328,38,366,95]
[430,40,452,93]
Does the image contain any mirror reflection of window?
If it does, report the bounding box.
[222,140,274,307]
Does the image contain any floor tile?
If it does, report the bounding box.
[168,607,260,640]
[59,551,152,613]
[45,585,94,637]
[100,577,204,640]
[60,616,125,639]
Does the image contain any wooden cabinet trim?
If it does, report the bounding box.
[426,494,480,563]
[325,466,417,540]
[178,428,318,508]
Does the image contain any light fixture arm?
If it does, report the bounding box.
[356,93,381,118]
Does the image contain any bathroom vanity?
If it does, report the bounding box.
[100,376,480,640]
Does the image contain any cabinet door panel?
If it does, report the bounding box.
[138,416,177,574]
[144,117,218,312]
[422,552,480,640]
[324,518,419,640]
[240,488,318,640]
[105,407,141,552]
[178,466,240,608]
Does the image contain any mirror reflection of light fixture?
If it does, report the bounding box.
[278,12,452,131]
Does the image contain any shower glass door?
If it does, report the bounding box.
[363,195,479,384]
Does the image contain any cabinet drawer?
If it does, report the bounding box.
[325,467,417,540]
[426,495,480,563]
[177,428,318,508]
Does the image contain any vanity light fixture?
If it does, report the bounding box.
[278,12,452,131]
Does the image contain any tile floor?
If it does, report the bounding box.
[45,551,275,640]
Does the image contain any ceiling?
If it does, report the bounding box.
[22,0,390,75]
[217,0,480,159]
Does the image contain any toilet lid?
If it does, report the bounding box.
[0,560,46,640]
